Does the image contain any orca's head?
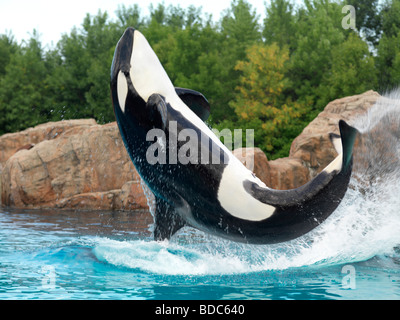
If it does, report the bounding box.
[110,27,176,117]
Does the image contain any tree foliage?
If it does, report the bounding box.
[323,32,377,100]
[345,0,381,45]
[229,43,307,158]
[376,0,400,91]
[0,0,399,158]
[263,0,296,50]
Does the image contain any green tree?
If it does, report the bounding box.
[220,0,262,60]
[376,0,400,90]
[0,32,18,77]
[0,31,48,133]
[210,0,262,123]
[345,0,382,46]
[263,0,297,50]
[115,4,144,30]
[229,43,307,159]
[81,11,121,123]
[0,0,386,158]
[47,11,120,123]
[322,32,377,101]
[380,0,400,37]
[376,32,400,91]
[51,27,90,119]
[289,0,346,117]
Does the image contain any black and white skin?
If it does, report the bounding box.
[110,27,359,244]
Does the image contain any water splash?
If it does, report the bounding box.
[140,178,156,234]
[94,91,400,275]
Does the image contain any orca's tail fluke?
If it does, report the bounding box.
[231,120,360,244]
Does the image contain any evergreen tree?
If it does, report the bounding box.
[263,0,296,50]
[289,0,346,117]
[115,4,144,30]
[0,31,48,133]
[345,0,382,46]
[0,33,18,77]
[376,0,400,91]
[323,32,377,100]
[211,0,262,123]
[229,43,306,159]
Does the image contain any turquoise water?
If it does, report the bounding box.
[1,192,400,300]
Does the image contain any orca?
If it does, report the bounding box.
[110,27,359,244]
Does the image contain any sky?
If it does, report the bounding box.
[0,0,271,48]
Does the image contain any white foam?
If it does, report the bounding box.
[93,238,253,275]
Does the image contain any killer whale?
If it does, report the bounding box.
[110,27,359,244]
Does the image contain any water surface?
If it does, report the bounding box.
[0,203,399,300]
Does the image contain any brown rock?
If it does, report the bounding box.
[15,143,35,153]
[268,158,310,190]
[232,148,309,190]
[117,181,150,210]
[53,181,149,211]
[55,190,123,210]
[0,119,97,166]
[1,121,148,210]
[232,147,272,186]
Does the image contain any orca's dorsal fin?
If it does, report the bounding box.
[153,197,186,241]
[175,87,210,122]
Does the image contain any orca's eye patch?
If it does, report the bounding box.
[117,71,128,113]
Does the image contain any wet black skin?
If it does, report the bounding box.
[110,28,358,244]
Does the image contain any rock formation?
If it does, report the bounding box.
[0,119,97,165]
[0,90,381,209]
[1,120,148,210]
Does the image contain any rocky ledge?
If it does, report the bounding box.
[0,120,147,210]
[0,90,380,210]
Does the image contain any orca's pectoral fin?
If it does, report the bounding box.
[338,120,359,171]
[147,93,168,130]
[175,87,210,122]
[153,197,186,241]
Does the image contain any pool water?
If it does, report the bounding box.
[1,200,399,300]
